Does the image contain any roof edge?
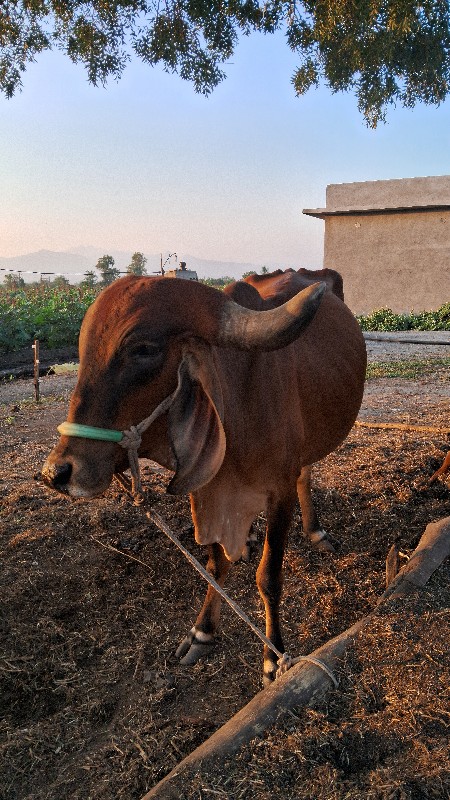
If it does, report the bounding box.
[303,204,450,219]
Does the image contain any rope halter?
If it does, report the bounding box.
[57,388,177,504]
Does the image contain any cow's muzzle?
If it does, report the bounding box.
[45,385,177,502]
[42,445,116,499]
[42,460,73,494]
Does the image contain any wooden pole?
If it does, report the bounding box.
[355,420,450,434]
[140,516,450,800]
[363,334,450,345]
[32,339,40,403]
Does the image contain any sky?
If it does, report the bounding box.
[1,27,450,274]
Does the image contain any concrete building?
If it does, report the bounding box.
[165,261,198,281]
[303,176,450,314]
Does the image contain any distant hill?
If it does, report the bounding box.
[0,249,91,280]
[0,248,268,283]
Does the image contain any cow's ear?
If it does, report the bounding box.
[167,344,226,495]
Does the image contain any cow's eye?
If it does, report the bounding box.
[131,343,160,359]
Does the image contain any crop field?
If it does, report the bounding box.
[0,285,98,353]
[0,282,449,356]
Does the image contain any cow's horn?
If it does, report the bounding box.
[217,281,327,350]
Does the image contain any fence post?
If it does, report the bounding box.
[32,339,40,402]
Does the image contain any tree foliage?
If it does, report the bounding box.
[242,266,269,278]
[200,275,234,289]
[3,273,25,289]
[127,251,148,275]
[81,269,98,288]
[95,254,121,285]
[1,2,450,125]
[52,274,70,287]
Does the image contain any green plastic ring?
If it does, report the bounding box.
[57,422,123,443]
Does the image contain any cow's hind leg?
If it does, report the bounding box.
[176,542,231,665]
[297,465,335,553]
[240,523,258,562]
[256,495,295,686]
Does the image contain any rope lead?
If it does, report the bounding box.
[148,510,339,688]
[117,390,177,504]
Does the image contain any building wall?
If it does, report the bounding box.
[302,176,450,315]
[165,268,198,280]
[324,209,450,314]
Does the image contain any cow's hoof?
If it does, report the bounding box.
[308,529,336,554]
[262,658,278,687]
[175,627,215,666]
[314,537,336,553]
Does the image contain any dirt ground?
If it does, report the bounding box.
[0,341,449,800]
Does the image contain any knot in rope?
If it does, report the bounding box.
[117,391,177,504]
[276,652,338,685]
[119,425,145,503]
[275,652,293,679]
[120,425,143,451]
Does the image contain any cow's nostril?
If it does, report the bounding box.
[42,461,72,490]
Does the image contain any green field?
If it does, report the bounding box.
[0,284,98,353]
[0,283,449,354]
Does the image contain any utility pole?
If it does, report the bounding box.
[157,252,177,276]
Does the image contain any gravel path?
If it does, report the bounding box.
[363,330,450,360]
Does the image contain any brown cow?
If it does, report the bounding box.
[42,270,366,683]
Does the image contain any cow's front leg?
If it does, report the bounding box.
[297,465,335,553]
[256,495,295,686]
[176,542,231,665]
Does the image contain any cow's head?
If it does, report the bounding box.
[42,276,325,499]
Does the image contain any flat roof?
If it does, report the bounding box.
[303,204,450,219]
[304,175,450,218]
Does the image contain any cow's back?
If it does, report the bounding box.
[225,268,344,308]
[222,268,365,468]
